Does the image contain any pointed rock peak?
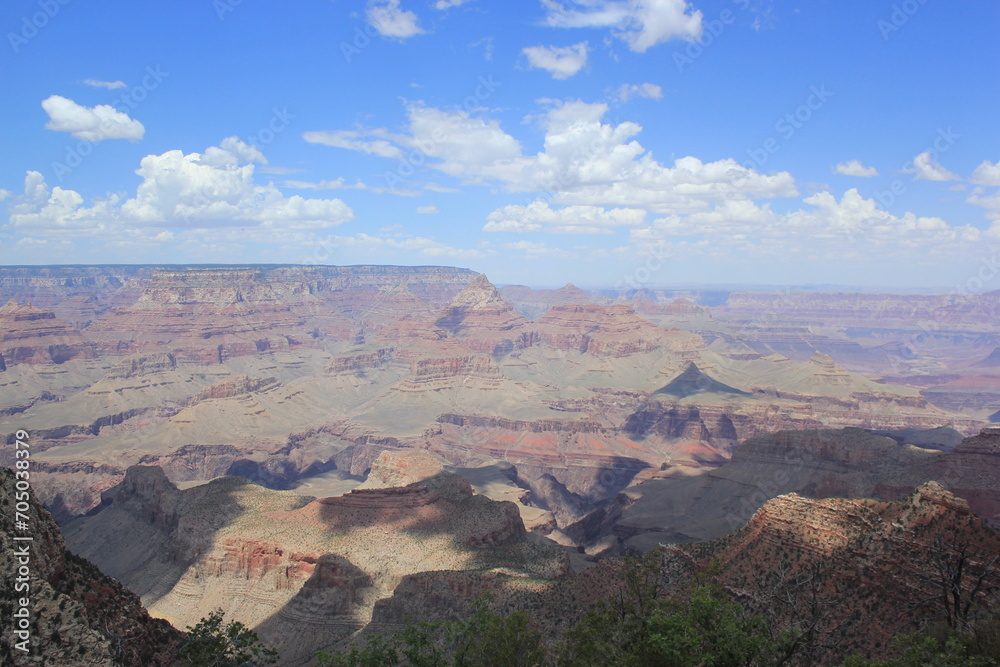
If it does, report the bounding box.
[447,274,508,310]
[653,361,749,399]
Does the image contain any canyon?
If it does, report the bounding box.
[1,264,999,663]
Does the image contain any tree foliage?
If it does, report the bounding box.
[177,608,279,667]
[315,594,544,667]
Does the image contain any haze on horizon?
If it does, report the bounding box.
[1,0,998,290]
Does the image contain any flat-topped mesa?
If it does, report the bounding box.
[0,299,88,366]
[434,274,536,356]
[84,268,314,362]
[536,303,693,357]
[395,354,506,392]
[315,485,441,509]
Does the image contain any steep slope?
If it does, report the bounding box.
[369,482,1000,664]
[434,274,535,356]
[0,467,182,666]
[607,427,1000,553]
[63,465,567,665]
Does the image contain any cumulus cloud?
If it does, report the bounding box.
[833,159,878,177]
[522,42,590,79]
[541,0,703,52]
[81,78,127,90]
[630,188,987,262]
[307,98,797,214]
[615,82,663,102]
[416,205,439,214]
[367,0,424,39]
[903,151,960,181]
[484,200,645,234]
[434,0,471,8]
[41,95,145,142]
[970,160,1000,186]
[6,138,353,241]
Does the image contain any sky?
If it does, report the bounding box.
[1,0,998,290]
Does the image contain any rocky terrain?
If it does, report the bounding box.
[1,264,998,662]
[351,480,1000,664]
[597,426,1000,553]
[0,265,990,538]
[0,467,182,666]
[62,463,567,665]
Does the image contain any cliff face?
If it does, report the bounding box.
[535,304,705,358]
[688,481,1000,662]
[604,427,1000,554]
[434,274,536,357]
[0,301,90,367]
[0,467,182,666]
[63,465,566,665]
[368,481,1000,664]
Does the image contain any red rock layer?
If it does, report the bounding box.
[0,299,89,365]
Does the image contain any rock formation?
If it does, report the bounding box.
[0,467,182,665]
[63,465,567,664]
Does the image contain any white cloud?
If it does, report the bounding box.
[416,204,439,214]
[970,160,1000,187]
[434,0,471,8]
[615,82,663,102]
[366,0,424,39]
[484,200,645,234]
[309,99,798,215]
[541,0,703,52]
[502,240,575,258]
[283,178,373,191]
[302,129,405,159]
[833,159,878,178]
[522,42,590,79]
[903,151,960,181]
[81,78,127,90]
[6,138,353,241]
[0,189,11,202]
[630,188,987,262]
[258,165,305,175]
[967,188,1000,222]
[470,36,494,61]
[41,95,145,142]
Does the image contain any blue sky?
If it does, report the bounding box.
[1,0,998,289]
